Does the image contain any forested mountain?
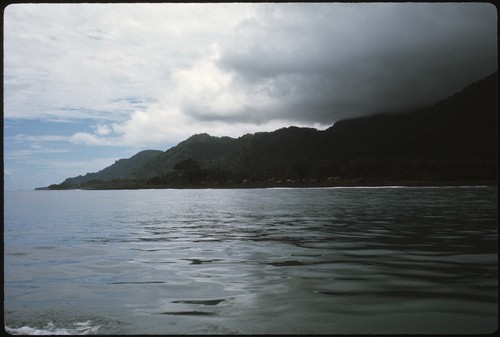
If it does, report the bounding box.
[63,150,163,185]
[48,72,497,189]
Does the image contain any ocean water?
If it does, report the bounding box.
[3,187,498,334]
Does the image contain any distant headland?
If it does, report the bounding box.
[38,72,498,190]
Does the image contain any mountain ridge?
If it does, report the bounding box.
[45,71,497,189]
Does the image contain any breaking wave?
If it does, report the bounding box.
[5,321,100,335]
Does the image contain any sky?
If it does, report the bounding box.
[3,3,497,190]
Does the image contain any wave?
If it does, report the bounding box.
[5,321,100,335]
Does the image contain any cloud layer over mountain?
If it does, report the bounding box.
[5,3,497,147]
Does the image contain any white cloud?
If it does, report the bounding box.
[93,124,112,136]
[7,134,70,143]
[3,3,254,122]
[5,147,70,159]
[69,132,117,146]
[87,48,329,147]
[170,49,281,123]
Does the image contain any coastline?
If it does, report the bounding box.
[35,180,498,191]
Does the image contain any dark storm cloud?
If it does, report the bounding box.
[214,3,497,124]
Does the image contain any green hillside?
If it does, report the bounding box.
[48,72,497,189]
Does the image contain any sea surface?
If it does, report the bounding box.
[3,186,498,334]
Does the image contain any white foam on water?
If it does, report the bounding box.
[5,321,100,335]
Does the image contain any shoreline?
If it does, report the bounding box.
[35,180,498,191]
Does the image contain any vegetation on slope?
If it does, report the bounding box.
[47,72,497,189]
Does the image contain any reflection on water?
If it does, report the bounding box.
[4,187,498,334]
